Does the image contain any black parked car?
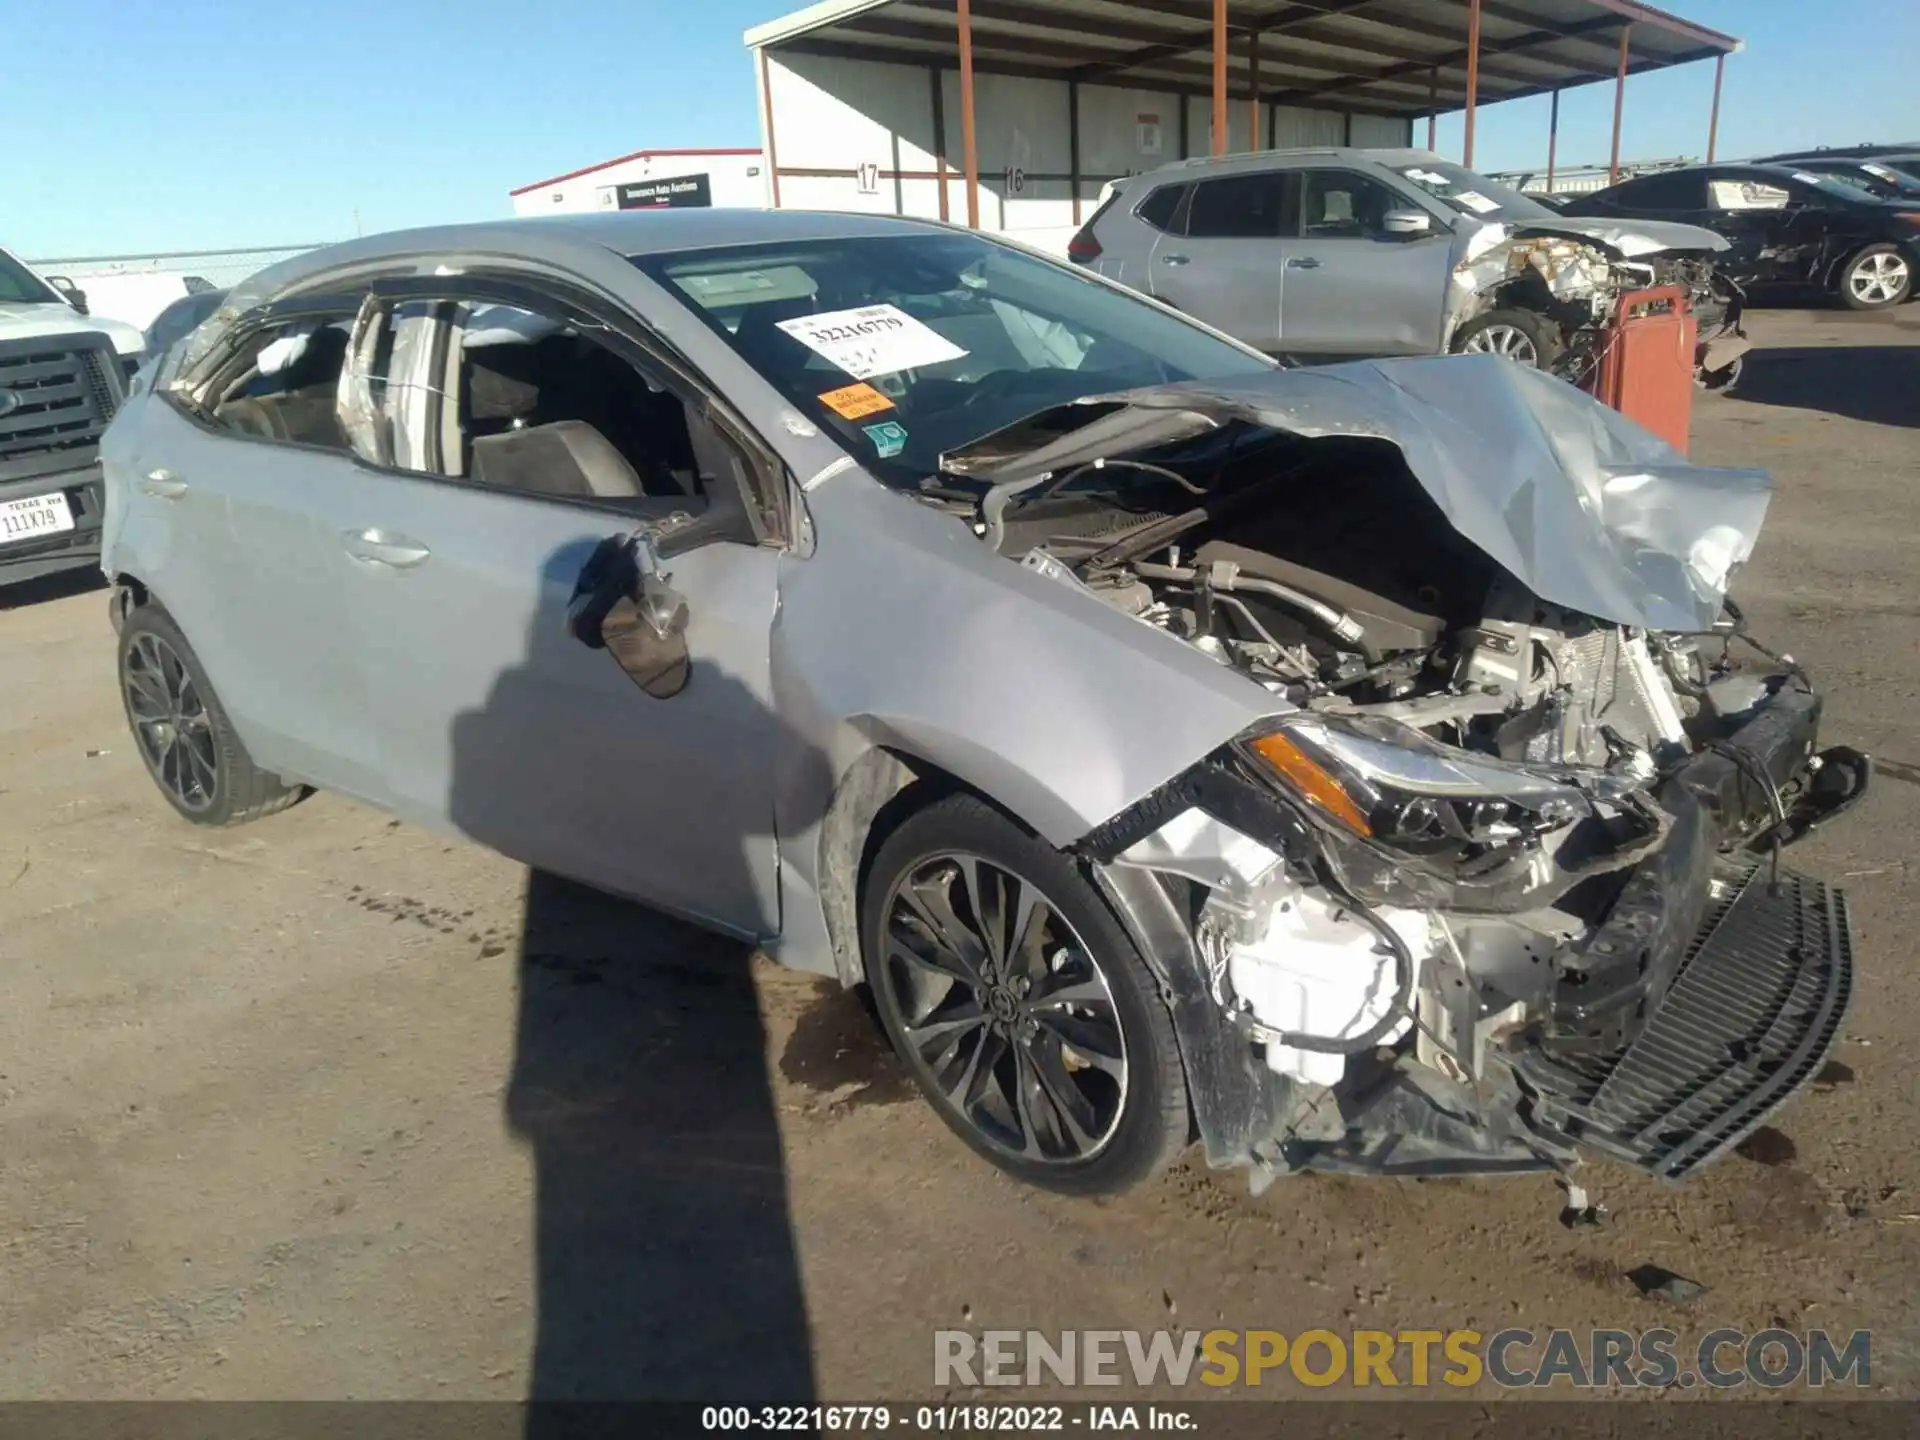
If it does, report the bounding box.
[1751,150,1920,202]
[1562,163,1920,309]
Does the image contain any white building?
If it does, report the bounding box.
[744,0,1415,255]
[742,0,1742,256]
[509,148,768,217]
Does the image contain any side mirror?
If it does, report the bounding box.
[1381,209,1434,237]
[566,530,692,699]
[46,275,89,314]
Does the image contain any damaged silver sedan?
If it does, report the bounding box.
[99,211,1863,1199]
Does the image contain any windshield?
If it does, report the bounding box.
[1859,160,1920,194]
[0,249,61,306]
[1389,161,1558,222]
[633,232,1271,485]
[1777,168,1892,203]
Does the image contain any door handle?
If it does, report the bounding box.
[1285,256,1321,270]
[140,468,189,498]
[1159,253,1191,266]
[342,529,432,569]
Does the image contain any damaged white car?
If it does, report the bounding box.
[101,213,1860,1200]
[1071,148,1748,389]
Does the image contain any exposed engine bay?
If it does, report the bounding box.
[951,368,1864,1188]
[1447,224,1747,388]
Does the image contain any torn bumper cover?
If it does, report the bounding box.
[1084,684,1862,1185]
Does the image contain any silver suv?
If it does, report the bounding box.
[1069,147,1740,381]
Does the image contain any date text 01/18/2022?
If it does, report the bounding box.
[700,1404,1197,1431]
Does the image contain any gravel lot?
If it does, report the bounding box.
[2,304,1917,1403]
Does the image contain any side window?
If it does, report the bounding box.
[1301,170,1405,239]
[1186,172,1296,239]
[1616,171,1706,210]
[444,300,737,507]
[1708,177,1791,212]
[1134,183,1188,233]
[203,302,360,453]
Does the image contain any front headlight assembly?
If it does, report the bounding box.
[1234,713,1662,910]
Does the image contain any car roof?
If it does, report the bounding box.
[1755,143,1920,161]
[1119,146,1441,185]
[236,209,966,302]
[1619,162,1824,181]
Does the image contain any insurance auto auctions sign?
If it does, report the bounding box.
[616,173,713,209]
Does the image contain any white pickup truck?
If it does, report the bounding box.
[1,246,147,586]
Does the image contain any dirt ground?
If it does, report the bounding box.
[2,304,1917,1405]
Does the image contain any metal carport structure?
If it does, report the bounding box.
[745,0,1741,237]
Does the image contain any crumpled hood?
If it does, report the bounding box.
[1509,216,1729,259]
[957,355,1771,633]
[0,300,145,356]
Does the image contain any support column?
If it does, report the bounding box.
[1426,69,1437,150]
[759,50,782,208]
[1546,88,1559,192]
[929,66,949,222]
[1463,0,1482,167]
[1706,52,1725,162]
[1609,24,1632,184]
[1248,29,1261,152]
[958,0,980,227]
[1068,79,1082,223]
[1212,0,1228,156]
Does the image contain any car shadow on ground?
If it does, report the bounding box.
[0,567,106,611]
[1732,345,1920,428]
[445,540,825,1415]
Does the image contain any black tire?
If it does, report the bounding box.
[1836,243,1913,311]
[861,792,1189,1196]
[1449,308,1563,371]
[117,602,304,827]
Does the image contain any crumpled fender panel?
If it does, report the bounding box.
[949,358,1772,633]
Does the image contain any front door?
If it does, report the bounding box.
[337,291,786,937]
[1700,174,1822,282]
[1277,169,1455,355]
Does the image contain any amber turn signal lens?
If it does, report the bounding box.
[1249,731,1373,836]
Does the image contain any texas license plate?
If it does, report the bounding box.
[0,492,76,544]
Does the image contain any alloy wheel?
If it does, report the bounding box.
[1848,251,1910,306]
[124,632,218,813]
[878,852,1129,1164]
[1459,323,1540,365]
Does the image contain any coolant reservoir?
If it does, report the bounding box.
[1229,890,1428,1088]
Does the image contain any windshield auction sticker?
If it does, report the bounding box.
[817,381,896,419]
[778,303,967,379]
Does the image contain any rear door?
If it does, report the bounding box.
[1146,170,1290,350]
[1082,182,1185,290]
[1276,168,1454,355]
[118,295,387,800]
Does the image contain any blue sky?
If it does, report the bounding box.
[7,0,1915,259]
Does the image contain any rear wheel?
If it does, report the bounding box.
[1450,308,1563,371]
[1838,244,1912,310]
[118,603,303,826]
[861,793,1188,1196]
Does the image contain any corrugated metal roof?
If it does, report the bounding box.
[744,0,1741,118]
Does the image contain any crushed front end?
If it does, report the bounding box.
[958,360,1865,1191]
[1082,629,1863,1188]
[1446,224,1748,390]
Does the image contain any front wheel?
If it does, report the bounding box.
[860,793,1189,1195]
[1838,244,1912,310]
[1449,308,1563,371]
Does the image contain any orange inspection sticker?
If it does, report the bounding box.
[817,382,896,420]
